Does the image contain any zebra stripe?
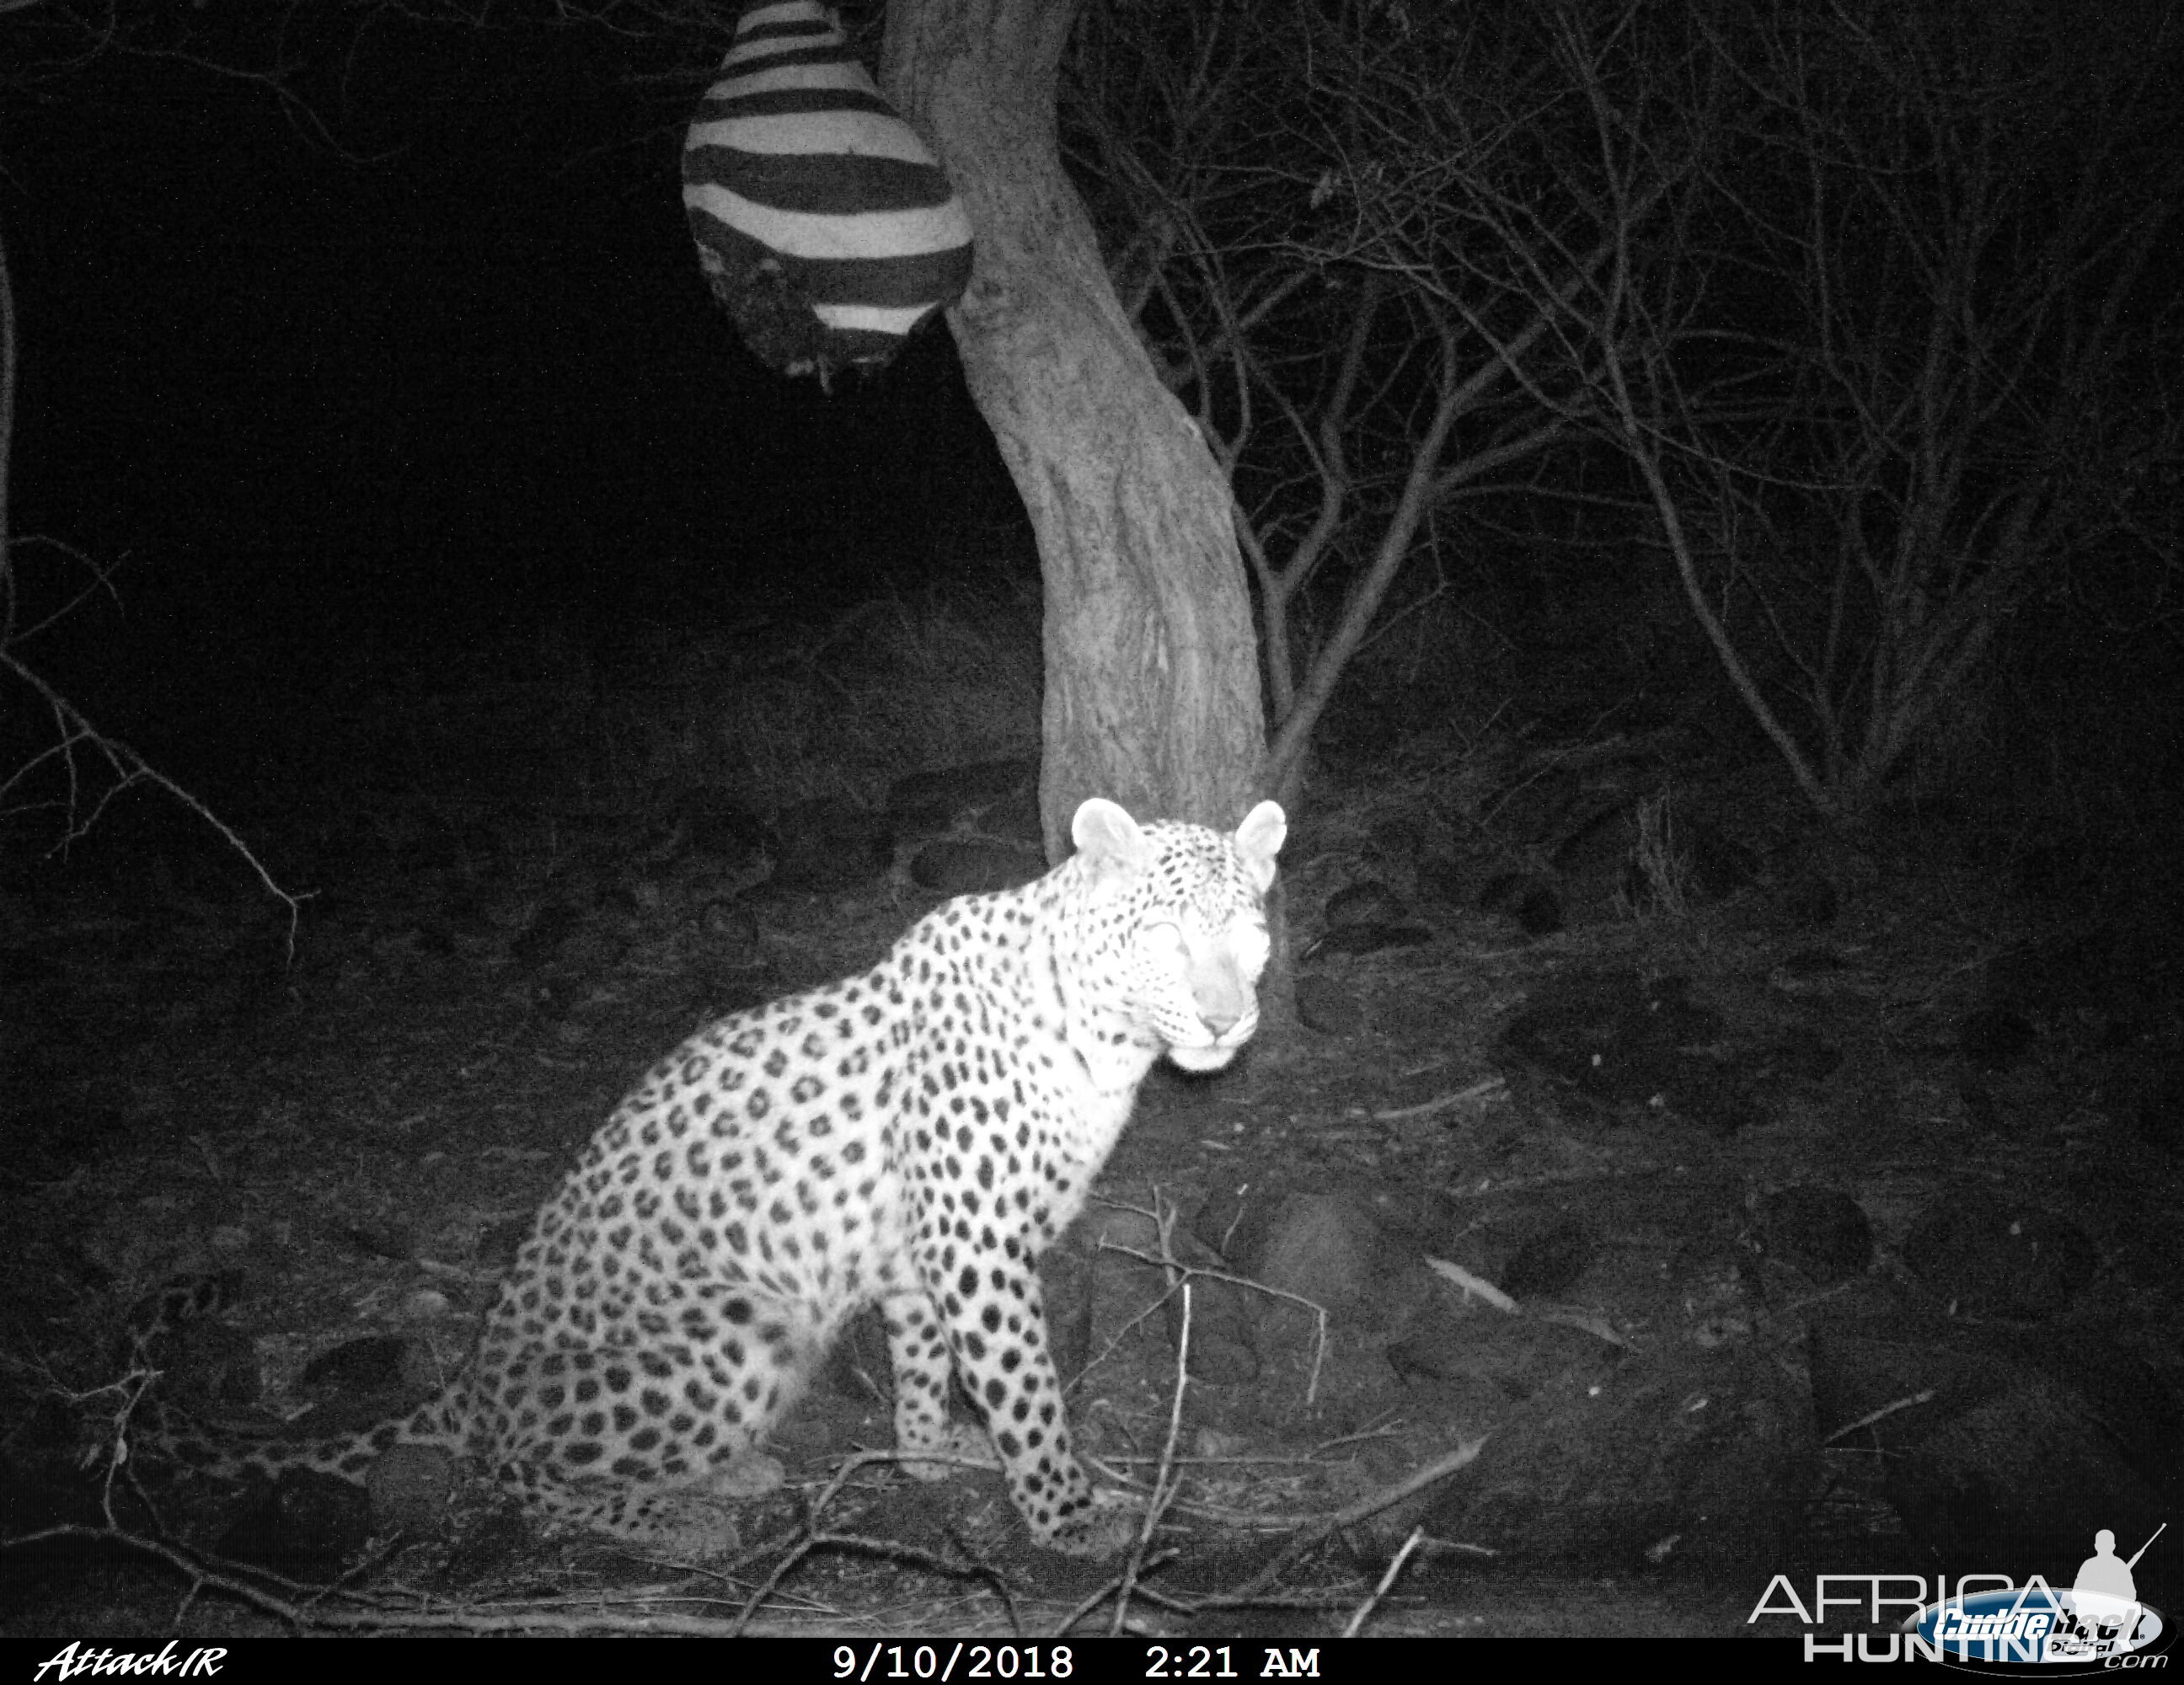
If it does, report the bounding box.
[682,1,974,382]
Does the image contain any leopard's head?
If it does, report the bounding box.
[1068,797,1287,1073]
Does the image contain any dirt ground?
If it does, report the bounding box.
[3,763,2181,1641]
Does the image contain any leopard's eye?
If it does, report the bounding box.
[1142,920,1189,960]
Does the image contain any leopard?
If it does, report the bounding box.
[145,795,1286,1558]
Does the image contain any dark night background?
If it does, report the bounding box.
[7,6,2180,846]
[5,5,2184,1635]
[1,15,1025,810]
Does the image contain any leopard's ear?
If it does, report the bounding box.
[1234,801,1286,893]
[1071,798,1156,883]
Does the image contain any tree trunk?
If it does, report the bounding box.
[883,0,1266,855]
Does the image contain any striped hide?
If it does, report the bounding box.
[682,0,975,384]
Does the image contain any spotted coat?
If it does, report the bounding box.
[156,797,1286,1557]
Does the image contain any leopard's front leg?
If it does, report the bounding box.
[924,1251,1138,1558]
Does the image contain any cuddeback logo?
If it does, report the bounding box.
[34,1643,226,1680]
[1752,1524,2171,1670]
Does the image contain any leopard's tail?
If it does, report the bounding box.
[113,1274,469,1489]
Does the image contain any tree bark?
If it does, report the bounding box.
[883,0,1266,856]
